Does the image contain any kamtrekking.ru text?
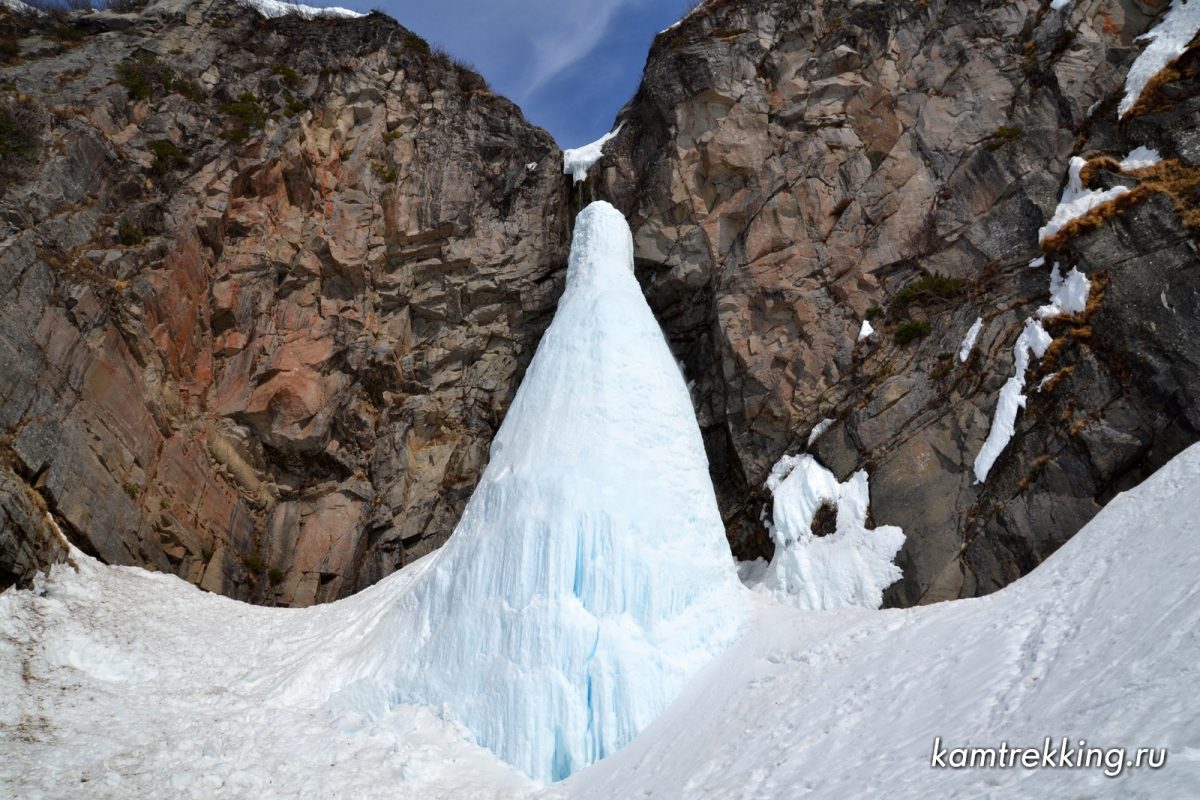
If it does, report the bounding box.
[929,737,1167,778]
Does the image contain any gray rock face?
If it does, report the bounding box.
[0,0,570,604]
[0,455,70,593]
[2,0,1198,609]
[593,0,1200,604]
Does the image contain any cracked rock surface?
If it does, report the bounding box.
[0,0,570,604]
[2,0,1198,607]
[597,0,1200,604]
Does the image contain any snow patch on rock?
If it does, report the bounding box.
[238,0,364,18]
[958,317,983,362]
[1037,157,1129,243]
[563,125,622,184]
[1120,145,1163,171]
[0,0,38,13]
[1119,0,1200,118]
[973,319,1053,483]
[659,0,710,34]
[1037,263,1090,319]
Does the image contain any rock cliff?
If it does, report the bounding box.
[2,0,1198,607]
[597,0,1200,604]
[0,0,570,603]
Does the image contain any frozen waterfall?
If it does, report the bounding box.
[278,201,747,782]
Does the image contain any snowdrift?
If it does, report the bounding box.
[5,442,1200,796]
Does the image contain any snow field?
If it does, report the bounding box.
[8,443,1200,797]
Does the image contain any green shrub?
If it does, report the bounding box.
[49,23,86,44]
[117,218,145,245]
[272,64,301,85]
[890,273,966,310]
[242,552,265,574]
[403,30,430,54]
[147,138,188,175]
[268,568,286,585]
[0,108,37,160]
[220,91,267,142]
[121,482,140,499]
[984,126,1024,151]
[221,91,266,128]
[282,96,309,117]
[894,319,932,345]
[115,53,196,101]
[371,160,396,183]
[864,305,883,321]
[171,77,202,100]
[117,62,153,100]
[382,129,402,142]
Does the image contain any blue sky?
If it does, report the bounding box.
[351,0,688,148]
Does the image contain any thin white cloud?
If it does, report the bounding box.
[517,0,638,95]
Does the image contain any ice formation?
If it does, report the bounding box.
[857,319,875,341]
[973,319,1053,483]
[276,201,746,783]
[562,126,622,184]
[958,317,983,362]
[1037,263,1090,319]
[740,454,904,610]
[1037,157,1129,243]
[1119,0,1200,118]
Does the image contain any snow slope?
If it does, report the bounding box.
[0,552,535,799]
[558,442,1200,798]
[5,444,1200,797]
